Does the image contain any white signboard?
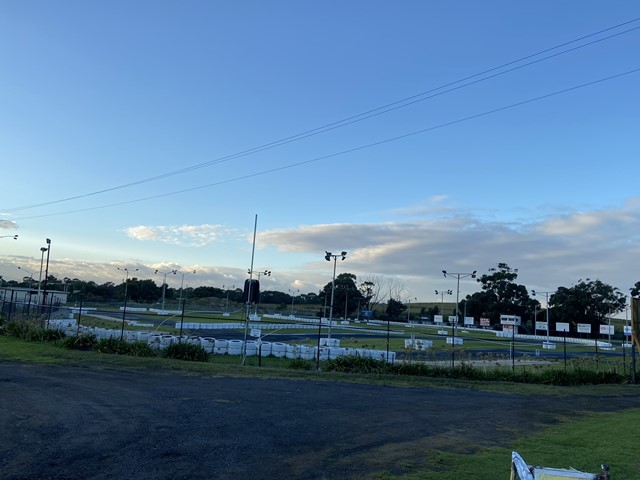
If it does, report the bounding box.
[250,328,261,338]
[624,325,632,335]
[464,316,474,326]
[535,321,548,331]
[556,322,570,332]
[577,324,591,334]
[500,314,521,326]
[599,325,614,335]
[434,314,443,323]
[448,315,458,325]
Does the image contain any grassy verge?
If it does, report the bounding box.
[378,408,640,479]
[0,335,637,397]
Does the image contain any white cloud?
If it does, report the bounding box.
[2,202,640,299]
[0,220,18,230]
[125,224,235,247]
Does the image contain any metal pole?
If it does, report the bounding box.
[452,274,460,368]
[316,315,322,370]
[76,296,83,336]
[37,247,46,308]
[120,275,129,342]
[328,256,337,339]
[344,289,348,320]
[386,316,390,362]
[161,273,167,311]
[179,298,185,342]
[545,292,550,343]
[511,321,515,371]
[42,239,51,310]
[242,214,258,365]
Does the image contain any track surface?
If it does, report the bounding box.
[1,363,638,480]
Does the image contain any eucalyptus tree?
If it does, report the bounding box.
[551,278,626,332]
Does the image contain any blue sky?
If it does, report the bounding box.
[1,1,639,304]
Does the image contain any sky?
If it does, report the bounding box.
[1,1,639,305]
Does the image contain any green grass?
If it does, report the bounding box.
[377,408,640,479]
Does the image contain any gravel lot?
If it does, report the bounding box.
[1,362,639,480]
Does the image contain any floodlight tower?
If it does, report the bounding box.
[325,251,347,338]
[442,269,477,367]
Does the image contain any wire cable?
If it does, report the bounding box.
[1,17,639,214]
[12,66,640,221]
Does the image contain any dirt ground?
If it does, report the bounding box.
[1,362,639,480]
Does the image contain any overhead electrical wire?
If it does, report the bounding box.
[11,66,640,221]
[1,16,639,214]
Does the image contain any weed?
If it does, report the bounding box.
[162,342,209,362]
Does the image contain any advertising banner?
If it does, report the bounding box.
[556,322,570,332]
[500,314,521,326]
[448,315,458,325]
[577,324,591,334]
[599,324,614,335]
[535,321,548,331]
[464,316,474,325]
[434,314,443,323]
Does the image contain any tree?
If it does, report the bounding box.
[551,278,626,334]
[320,272,362,319]
[631,281,640,299]
[464,263,534,326]
[385,298,406,321]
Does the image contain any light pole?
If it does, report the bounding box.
[435,289,453,317]
[406,296,417,322]
[155,269,177,311]
[289,288,299,317]
[442,269,477,367]
[37,246,48,306]
[17,266,34,289]
[118,267,139,341]
[176,269,196,306]
[325,251,347,338]
[248,269,270,315]
[42,238,51,311]
[532,290,553,344]
[223,284,235,314]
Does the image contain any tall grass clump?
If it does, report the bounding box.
[62,334,97,351]
[1,320,65,342]
[128,340,157,357]
[288,358,315,370]
[95,337,131,355]
[162,342,209,362]
[325,355,389,374]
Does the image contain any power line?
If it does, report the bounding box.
[1,17,639,214]
[12,66,640,221]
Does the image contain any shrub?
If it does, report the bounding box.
[26,327,66,342]
[95,337,131,355]
[1,321,64,342]
[62,334,97,351]
[325,355,388,374]
[128,340,157,357]
[162,342,209,362]
[3,321,30,338]
[288,359,315,370]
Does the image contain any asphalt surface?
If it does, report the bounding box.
[2,363,640,480]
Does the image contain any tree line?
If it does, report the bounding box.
[4,263,639,335]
